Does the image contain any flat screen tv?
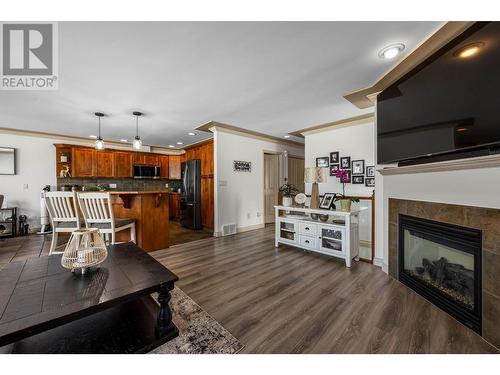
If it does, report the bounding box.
[377,22,500,165]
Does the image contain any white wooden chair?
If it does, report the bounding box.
[77,192,136,245]
[43,191,81,255]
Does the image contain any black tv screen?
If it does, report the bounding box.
[377,22,500,164]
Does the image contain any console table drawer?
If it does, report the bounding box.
[299,235,317,249]
[298,222,317,235]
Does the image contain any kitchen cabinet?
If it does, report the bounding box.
[114,151,132,177]
[159,155,170,178]
[132,152,145,164]
[168,155,182,179]
[72,147,95,177]
[201,177,214,229]
[169,193,181,220]
[95,150,114,177]
[144,154,159,165]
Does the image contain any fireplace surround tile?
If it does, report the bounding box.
[388,198,500,350]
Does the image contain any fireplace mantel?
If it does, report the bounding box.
[378,153,500,176]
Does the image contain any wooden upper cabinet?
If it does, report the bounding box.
[72,147,95,177]
[95,150,114,177]
[132,152,145,165]
[159,155,169,178]
[144,154,159,165]
[169,155,182,179]
[114,151,132,177]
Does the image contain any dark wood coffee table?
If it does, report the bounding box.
[0,242,178,353]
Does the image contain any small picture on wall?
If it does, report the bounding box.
[329,164,339,176]
[233,160,252,172]
[330,152,339,164]
[352,176,364,184]
[316,157,329,168]
[365,177,375,187]
[319,193,336,209]
[366,165,375,177]
[352,160,365,175]
[340,156,351,169]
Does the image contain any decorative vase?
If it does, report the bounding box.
[339,198,352,212]
[61,228,108,275]
[283,196,293,207]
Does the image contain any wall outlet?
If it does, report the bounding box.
[256,212,261,217]
[247,212,251,219]
[219,180,228,187]
[165,183,169,188]
[23,184,28,190]
[109,183,117,189]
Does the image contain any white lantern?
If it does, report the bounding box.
[61,228,108,274]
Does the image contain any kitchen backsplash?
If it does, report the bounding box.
[57,177,183,191]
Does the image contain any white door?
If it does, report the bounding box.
[264,153,280,223]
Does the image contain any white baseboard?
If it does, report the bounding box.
[359,240,372,248]
[373,257,384,267]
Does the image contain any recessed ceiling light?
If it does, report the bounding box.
[284,135,291,138]
[120,139,128,143]
[176,141,184,145]
[378,43,405,60]
[454,42,484,59]
[169,145,175,148]
[188,132,197,136]
[89,135,97,139]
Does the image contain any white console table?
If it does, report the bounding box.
[274,205,360,267]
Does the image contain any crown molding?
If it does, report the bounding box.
[0,127,184,155]
[196,121,304,147]
[343,21,475,109]
[291,113,374,137]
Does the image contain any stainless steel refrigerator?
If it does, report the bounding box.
[180,159,202,230]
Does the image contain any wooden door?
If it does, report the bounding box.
[159,155,169,178]
[114,152,132,177]
[263,153,280,223]
[72,147,95,177]
[95,150,114,177]
[132,152,145,165]
[201,177,214,229]
[144,153,159,165]
[169,155,181,179]
[288,156,305,193]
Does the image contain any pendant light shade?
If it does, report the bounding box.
[132,111,143,150]
[94,112,105,150]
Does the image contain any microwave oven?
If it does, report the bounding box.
[133,164,160,179]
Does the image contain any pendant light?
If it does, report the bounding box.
[132,111,143,150]
[94,112,105,150]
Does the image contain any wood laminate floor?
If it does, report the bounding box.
[152,225,498,354]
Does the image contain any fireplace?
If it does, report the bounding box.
[398,214,482,333]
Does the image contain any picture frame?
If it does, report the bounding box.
[365,177,375,187]
[340,156,351,169]
[329,152,339,164]
[343,170,352,183]
[366,165,375,177]
[319,193,336,209]
[329,164,339,176]
[352,175,364,184]
[351,160,365,175]
[233,160,252,172]
[316,157,329,168]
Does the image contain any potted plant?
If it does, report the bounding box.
[334,169,359,212]
[279,183,299,207]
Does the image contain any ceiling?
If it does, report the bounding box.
[0,21,442,148]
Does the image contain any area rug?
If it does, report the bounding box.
[151,287,244,354]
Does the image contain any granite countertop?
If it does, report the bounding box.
[109,190,180,195]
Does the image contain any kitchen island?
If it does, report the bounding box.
[110,191,174,252]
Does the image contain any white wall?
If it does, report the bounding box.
[214,129,304,233]
[0,133,84,228]
[304,119,375,246]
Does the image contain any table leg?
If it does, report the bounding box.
[155,284,175,338]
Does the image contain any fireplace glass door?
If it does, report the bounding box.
[399,214,482,333]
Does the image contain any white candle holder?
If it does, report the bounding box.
[61,228,108,275]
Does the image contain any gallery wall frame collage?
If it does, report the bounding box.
[316,152,375,187]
